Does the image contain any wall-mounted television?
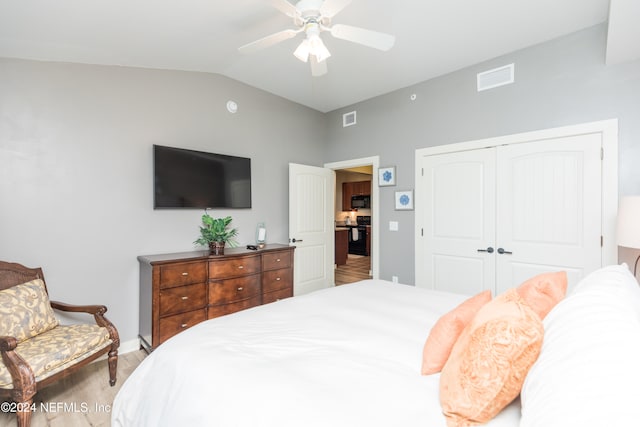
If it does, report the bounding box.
[153,145,251,209]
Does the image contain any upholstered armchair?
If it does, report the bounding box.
[0,261,119,427]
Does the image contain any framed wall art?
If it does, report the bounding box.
[378,166,396,186]
[395,190,414,210]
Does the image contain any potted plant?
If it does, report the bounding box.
[194,212,239,255]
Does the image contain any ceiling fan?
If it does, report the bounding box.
[238,0,396,77]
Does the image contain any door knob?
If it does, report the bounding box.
[477,247,494,253]
[291,238,303,243]
[497,248,513,255]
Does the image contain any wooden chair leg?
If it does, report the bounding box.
[108,348,118,386]
[16,398,33,427]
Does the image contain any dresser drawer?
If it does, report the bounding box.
[262,268,293,294]
[158,308,207,344]
[159,283,207,317]
[209,274,261,305]
[209,255,261,279]
[262,287,293,305]
[208,295,261,319]
[262,250,292,271]
[159,261,207,289]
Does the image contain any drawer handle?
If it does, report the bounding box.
[276,277,281,281]
[238,265,244,269]
[237,287,244,291]
[181,272,189,276]
[181,296,189,300]
[276,259,281,262]
[181,323,188,328]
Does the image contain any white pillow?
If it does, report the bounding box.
[520,264,640,427]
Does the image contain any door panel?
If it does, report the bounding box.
[433,254,487,295]
[418,149,496,294]
[289,163,335,295]
[508,262,584,293]
[418,131,603,296]
[495,134,602,294]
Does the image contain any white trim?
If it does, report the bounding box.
[92,338,141,364]
[120,338,142,354]
[415,119,619,284]
[324,156,380,281]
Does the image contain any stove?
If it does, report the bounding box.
[346,216,370,256]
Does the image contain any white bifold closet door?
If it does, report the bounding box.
[418,132,602,296]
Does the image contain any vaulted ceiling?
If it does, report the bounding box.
[0,0,637,112]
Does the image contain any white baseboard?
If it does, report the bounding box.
[93,338,141,363]
[118,338,141,354]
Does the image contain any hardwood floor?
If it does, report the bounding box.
[335,255,372,285]
[0,350,146,427]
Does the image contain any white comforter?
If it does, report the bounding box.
[112,280,521,426]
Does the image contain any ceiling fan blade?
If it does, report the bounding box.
[310,56,328,77]
[320,0,352,18]
[270,0,298,17]
[330,24,395,51]
[238,29,300,54]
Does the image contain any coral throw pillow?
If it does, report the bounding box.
[440,289,543,427]
[421,290,491,375]
[516,271,567,320]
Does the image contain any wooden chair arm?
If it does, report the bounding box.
[50,300,107,315]
[0,336,37,399]
[0,336,18,351]
[50,301,121,349]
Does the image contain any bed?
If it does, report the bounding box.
[112,266,640,427]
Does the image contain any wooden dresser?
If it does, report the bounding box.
[138,244,294,352]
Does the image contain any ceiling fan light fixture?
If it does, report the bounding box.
[308,35,331,62]
[293,39,311,62]
[293,35,331,63]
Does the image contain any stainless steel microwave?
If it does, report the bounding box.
[351,195,370,209]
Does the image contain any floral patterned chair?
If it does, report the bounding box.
[0,261,119,427]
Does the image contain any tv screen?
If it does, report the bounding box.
[153,145,251,209]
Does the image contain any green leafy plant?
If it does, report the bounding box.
[194,212,239,247]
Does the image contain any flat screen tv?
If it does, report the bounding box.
[153,145,251,209]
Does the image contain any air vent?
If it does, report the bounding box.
[343,111,357,127]
[477,63,514,92]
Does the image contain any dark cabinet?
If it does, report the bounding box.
[138,244,294,352]
[335,229,349,265]
[342,180,372,211]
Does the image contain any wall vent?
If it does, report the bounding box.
[477,63,514,92]
[343,111,357,127]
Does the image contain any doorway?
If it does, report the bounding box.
[325,156,380,285]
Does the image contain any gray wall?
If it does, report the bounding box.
[2,23,639,346]
[0,58,325,346]
[324,24,640,285]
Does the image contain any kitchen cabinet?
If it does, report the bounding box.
[335,228,349,266]
[342,180,372,211]
[366,225,371,256]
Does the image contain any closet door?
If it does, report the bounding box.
[495,133,602,294]
[417,148,496,295]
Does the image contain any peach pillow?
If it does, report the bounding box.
[440,289,543,427]
[516,271,567,320]
[421,290,491,375]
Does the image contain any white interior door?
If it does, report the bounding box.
[417,130,605,296]
[495,133,602,293]
[289,163,335,295]
[417,148,496,295]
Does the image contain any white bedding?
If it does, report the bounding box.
[112,280,521,426]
